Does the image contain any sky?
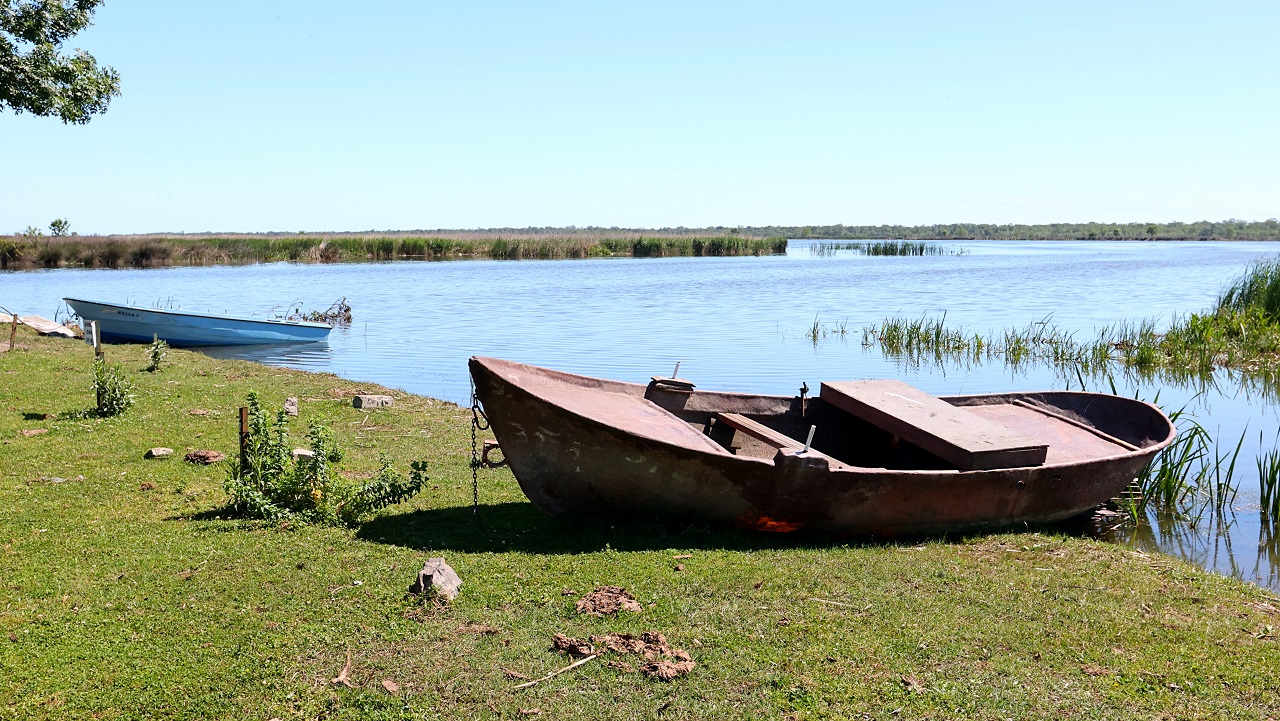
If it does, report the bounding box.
[3,1,1278,234]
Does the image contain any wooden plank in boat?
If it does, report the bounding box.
[820,380,1048,470]
[716,413,842,465]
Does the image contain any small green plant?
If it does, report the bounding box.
[1258,435,1280,520]
[224,392,427,525]
[146,338,169,372]
[91,356,134,417]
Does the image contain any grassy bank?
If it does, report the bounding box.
[0,231,787,269]
[3,330,1280,719]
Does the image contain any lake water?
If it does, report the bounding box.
[6,240,1280,590]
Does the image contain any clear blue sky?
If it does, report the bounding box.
[3,1,1278,234]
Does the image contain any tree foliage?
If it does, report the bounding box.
[0,0,119,123]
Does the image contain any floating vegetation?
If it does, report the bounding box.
[808,241,966,257]
[279,297,353,325]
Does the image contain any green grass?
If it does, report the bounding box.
[3,330,1280,719]
[0,232,787,268]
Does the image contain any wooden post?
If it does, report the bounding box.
[239,406,250,477]
[89,321,103,361]
[7,314,15,352]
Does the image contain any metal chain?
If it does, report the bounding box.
[468,378,490,520]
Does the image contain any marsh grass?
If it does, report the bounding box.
[1258,435,1280,519]
[5,329,1280,719]
[1218,257,1280,321]
[1127,409,1246,521]
[808,241,965,257]
[805,316,849,343]
[0,231,787,268]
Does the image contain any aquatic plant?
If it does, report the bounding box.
[1127,410,1245,521]
[808,241,965,257]
[1258,436,1280,520]
[806,317,849,343]
[1218,257,1280,321]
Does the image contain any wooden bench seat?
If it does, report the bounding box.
[820,380,1048,471]
[716,412,841,465]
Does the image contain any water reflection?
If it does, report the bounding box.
[200,340,334,367]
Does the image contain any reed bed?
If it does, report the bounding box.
[1218,256,1280,321]
[808,240,964,257]
[1126,409,1245,520]
[0,231,786,268]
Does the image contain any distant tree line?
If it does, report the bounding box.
[746,219,1280,241]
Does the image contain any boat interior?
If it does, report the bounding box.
[642,376,1168,472]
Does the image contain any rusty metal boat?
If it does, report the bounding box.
[469,356,1175,535]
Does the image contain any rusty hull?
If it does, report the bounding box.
[469,356,1175,536]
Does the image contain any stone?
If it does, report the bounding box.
[184,449,226,465]
[291,447,315,460]
[284,397,299,416]
[408,557,462,601]
[144,447,174,459]
[353,394,393,409]
[18,428,47,437]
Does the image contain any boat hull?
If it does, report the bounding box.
[64,298,331,347]
[470,356,1176,536]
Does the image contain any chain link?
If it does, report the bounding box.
[469,378,490,520]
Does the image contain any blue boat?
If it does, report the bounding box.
[63,298,332,347]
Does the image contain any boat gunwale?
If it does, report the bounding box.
[63,297,332,329]
[471,356,1176,475]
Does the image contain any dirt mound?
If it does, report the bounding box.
[552,633,594,657]
[575,586,641,616]
[593,632,672,660]
[184,450,225,465]
[641,659,696,680]
[551,630,695,680]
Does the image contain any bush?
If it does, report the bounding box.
[91,357,134,416]
[224,393,427,525]
[146,338,169,372]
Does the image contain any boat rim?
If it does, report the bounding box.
[63,297,332,329]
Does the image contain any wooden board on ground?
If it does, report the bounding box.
[820,380,1048,470]
[9,315,78,338]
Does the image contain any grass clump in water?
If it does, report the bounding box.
[809,241,965,257]
[1218,257,1280,320]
